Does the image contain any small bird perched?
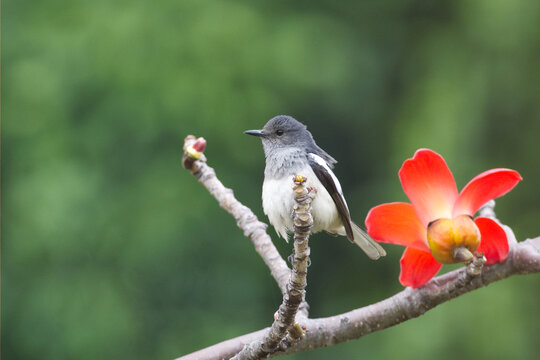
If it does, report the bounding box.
[245,115,386,260]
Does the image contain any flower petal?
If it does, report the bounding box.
[399,149,458,227]
[453,169,522,217]
[475,217,509,265]
[365,202,429,251]
[399,247,442,288]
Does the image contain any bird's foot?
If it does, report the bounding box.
[288,252,295,265]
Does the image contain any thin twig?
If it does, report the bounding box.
[183,135,291,294]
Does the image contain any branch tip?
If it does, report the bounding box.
[182,135,207,169]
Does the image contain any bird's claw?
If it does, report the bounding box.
[288,252,295,265]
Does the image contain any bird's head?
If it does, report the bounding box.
[244,115,314,155]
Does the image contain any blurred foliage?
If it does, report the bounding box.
[3,0,540,359]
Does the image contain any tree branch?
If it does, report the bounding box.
[177,236,540,360]
[182,135,291,294]
[180,135,540,360]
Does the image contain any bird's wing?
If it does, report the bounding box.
[309,144,337,168]
[307,153,354,243]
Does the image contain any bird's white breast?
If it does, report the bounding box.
[262,165,343,241]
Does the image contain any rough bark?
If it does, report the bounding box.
[177,236,539,360]
[231,176,315,360]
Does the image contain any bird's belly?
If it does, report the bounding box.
[262,167,342,240]
[262,177,295,239]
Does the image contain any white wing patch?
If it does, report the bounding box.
[307,153,348,210]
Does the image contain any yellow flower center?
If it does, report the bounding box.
[427,215,481,264]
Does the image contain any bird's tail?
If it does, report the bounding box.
[351,222,386,260]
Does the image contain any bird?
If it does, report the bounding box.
[244,115,386,260]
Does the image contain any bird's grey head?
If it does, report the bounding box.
[244,115,316,156]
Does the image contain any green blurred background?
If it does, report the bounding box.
[3,0,540,359]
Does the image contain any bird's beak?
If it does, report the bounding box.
[244,129,266,137]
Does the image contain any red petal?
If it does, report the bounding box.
[475,217,509,265]
[399,149,458,227]
[399,247,442,288]
[365,203,429,251]
[453,169,522,217]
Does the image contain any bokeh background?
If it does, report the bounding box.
[3,0,540,359]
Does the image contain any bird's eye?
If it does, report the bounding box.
[276,129,284,136]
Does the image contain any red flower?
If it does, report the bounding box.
[365,149,522,288]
